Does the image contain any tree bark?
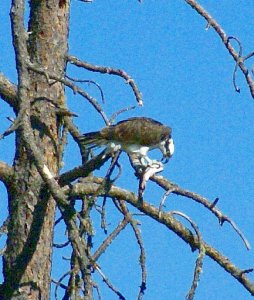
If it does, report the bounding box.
[2,0,70,299]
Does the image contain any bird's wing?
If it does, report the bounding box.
[100,117,171,146]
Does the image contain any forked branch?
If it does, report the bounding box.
[68,176,254,296]
[67,55,143,106]
[185,0,254,98]
[151,175,251,250]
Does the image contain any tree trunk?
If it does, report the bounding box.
[2,0,70,298]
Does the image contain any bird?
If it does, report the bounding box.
[79,117,174,171]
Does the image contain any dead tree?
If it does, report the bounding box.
[0,0,254,299]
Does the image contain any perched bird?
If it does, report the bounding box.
[79,117,174,169]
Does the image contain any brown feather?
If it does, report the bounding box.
[100,117,171,146]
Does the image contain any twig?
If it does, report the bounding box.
[158,187,175,217]
[227,36,243,56]
[210,197,219,209]
[170,211,205,300]
[240,268,254,276]
[101,151,122,233]
[53,241,70,248]
[67,55,143,106]
[27,63,109,125]
[219,216,251,250]
[94,265,126,300]
[52,271,70,300]
[58,123,69,168]
[54,216,64,226]
[65,74,105,103]
[93,282,102,300]
[227,36,243,93]
[58,151,111,186]
[93,216,129,262]
[151,175,251,250]
[109,105,136,124]
[184,0,254,98]
[63,250,83,299]
[117,200,147,300]
[70,176,254,296]
[0,113,23,140]
[100,196,108,234]
[243,51,254,61]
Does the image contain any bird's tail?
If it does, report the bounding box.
[78,131,106,150]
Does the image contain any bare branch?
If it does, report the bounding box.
[109,105,136,125]
[27,63,109,125]
[0,73,17,109]
[171,211,205,300]
[117,200,147,300]
[52,271,70,300]
[94,265,126,300]
[92,216,129,262]
[65,74,106,103]
[0,161,14,187]
[185,0,254,98]
[58,151,111,187]
[151,175,251,250]
[67,55,143,106]
[69,176,254,296]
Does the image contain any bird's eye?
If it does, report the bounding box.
[160,134,167,141]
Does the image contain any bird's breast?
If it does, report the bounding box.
[121,144,150,156]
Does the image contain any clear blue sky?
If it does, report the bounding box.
[1,1,254,299]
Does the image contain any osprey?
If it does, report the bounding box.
[79,117,174,171]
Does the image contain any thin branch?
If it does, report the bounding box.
[0,73,17,109]
[27,63,109,125]
[94,265,126,300]
[170,211,205,300]
[244,52,254,61]
[185,0,254,98]
[69,176,254,296]
[151,175,251,250]
[109,105,136,125]
[67,55,143,106]
[0,161,14,187]
[52,271,70,300]
[228,36,243,93]
[63,251,83,299]
[158,187,175,217]
[0,116,21,140]
[92,216,129,262]
[101,151,122,232]
[65,74,105,103]
[116,200,147,300]
[58,151,111,187]
[58,123,69,168]
[53,241,70,248]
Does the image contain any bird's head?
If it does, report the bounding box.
[159,136,174,163]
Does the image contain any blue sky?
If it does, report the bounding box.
[1,1,254,299]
